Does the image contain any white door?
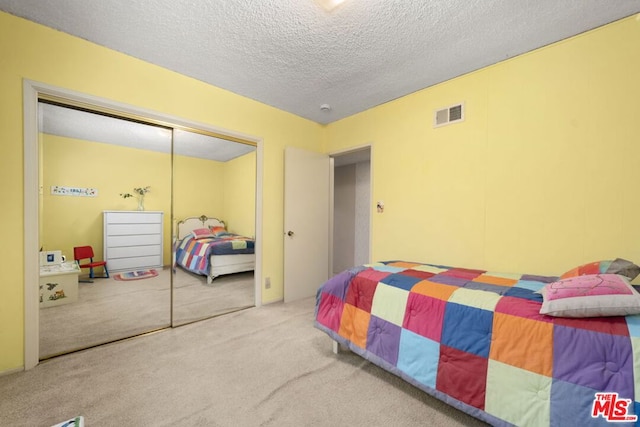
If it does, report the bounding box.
[284,146,330,302]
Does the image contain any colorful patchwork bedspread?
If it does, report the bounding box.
[175,233,254,276]
[314,261,640,426]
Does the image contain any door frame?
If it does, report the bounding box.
[328,144,373,270]
[23,79,264,369]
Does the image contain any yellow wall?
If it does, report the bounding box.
[223,151,257,237]
[41,134,253,265]
[42,134,172,263]
[4,9,639,375]
[0,11,323,373]
[173,154,225,231]
[327,15,640,276]
[173,151,256,236]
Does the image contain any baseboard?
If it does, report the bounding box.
[0,366,24,377]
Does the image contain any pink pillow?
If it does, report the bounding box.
[191,228,214,239]
[538,274,640,317]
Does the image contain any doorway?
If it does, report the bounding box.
[331,147,371,274]
[282,145,371,303]
[23,80,263,369]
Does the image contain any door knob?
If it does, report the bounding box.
[287,231,294,237]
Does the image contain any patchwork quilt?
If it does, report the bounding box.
[175,233,255,276]
[314,261,640,427]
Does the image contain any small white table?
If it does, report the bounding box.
[39,262,81,308]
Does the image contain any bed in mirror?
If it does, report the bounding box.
[172,129,257,326]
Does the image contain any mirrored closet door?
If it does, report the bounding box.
[171,129,256,326]
[37,99,258,359]
[38,101,172,359]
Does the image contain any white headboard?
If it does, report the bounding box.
[176,215,225,240]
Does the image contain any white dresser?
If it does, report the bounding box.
[103,211,164,272]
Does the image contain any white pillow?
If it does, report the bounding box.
[538,274,640,317]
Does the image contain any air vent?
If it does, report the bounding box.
[434,103,464,128]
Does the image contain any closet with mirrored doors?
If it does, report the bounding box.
[37,98,257,360]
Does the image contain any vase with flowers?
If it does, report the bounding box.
[120,186,151,211]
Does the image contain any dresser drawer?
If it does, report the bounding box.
[107,234,161,247]
[105,212,163,224]
[106,223,163,236]
[107,255,162,271]
[104,211,164,272]
[107,244,161,259]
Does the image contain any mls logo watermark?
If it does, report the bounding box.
[591,392,638,422]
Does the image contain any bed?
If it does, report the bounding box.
[175,215,255,284]
[314,260,640,426]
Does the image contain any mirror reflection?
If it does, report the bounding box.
[38,101,172,359]
[172,129,256,326]
[37,101,257,358]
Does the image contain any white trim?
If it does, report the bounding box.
[23,80,39,371]
[23,79,264,368]
[254,140,264,308]
[367,144,374,264]
[328,143,372,158]
[328,157,335,278]
[369,144,375,263]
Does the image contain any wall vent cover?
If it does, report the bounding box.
[434,103,464,127]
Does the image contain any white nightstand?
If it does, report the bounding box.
[39,262,81,308]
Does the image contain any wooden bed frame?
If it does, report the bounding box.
[176,215,255,284]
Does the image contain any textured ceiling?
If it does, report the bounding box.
[2,1,640,124]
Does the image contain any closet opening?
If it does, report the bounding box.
[330,146,372,275]
[24,80,263,368]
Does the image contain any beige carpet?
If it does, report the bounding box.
[39,267,254,358]
[172,268,255,325]
[1,297,487,427]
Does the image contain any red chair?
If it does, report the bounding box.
[73,246,109,281]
